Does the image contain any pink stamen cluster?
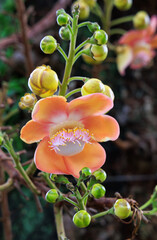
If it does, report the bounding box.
[49,127,92,152]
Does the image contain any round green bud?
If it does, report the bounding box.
[114,199,131,219]
[73,210,91,228]
[45,189,59,203]
[91,44,108,61]
[87,22,100,33]
[59,26,70,40]
[80,167,92,178]
[84,0,96,8]
[40,35,57,54]
[56,8,66,16]
[72,1,90,20]
[114,0,132,11]
[133,11,150,30]
[92,169,107,182]
[91,183,106,199]
[94,30,108,45]
[57,14,69,26]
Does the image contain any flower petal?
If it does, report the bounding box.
[81,115,120,142]
[32,96,68,124]
[20,120,51,143]
[34,137,71,174]
[65,142,106,178]
[150,34,157,48]
[116,45,133,75]
[68,93,113,121]
[119,30,146,46]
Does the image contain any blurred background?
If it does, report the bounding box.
[0,0,157,239]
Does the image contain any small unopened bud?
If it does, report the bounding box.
[114,199,131,219]
[0,133,4,145]
[19,93,37,110]
[28,65,59,98]
[57,13,69,26]
[59,26,71,40]
[91,44,108,61]
[92,169,107,182]
[91,183,106,199]
[87,22,100,33]
[80,167,92,178]
[133,11,150,30]
[56,8,66,17]
[72,1,90,20]
[102,85,115,101]
[81,78,105,95]
[114,0,132,11]
[73,210,91,228]
[93,30,108,45]
[82,44,102,65]
[40,36,57,54]
[45,189,59,203]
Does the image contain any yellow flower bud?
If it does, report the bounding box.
[133,11,150,30]
[82,44,102,65]
[91,44,108,61]
[28,65,59,98]
[102,85,115,101]
[83,0,96,8]
[81,78,105,95]
[114,0,132,11]
[81,78,114,100]
[19,93,37,110]
[72,1,90,20]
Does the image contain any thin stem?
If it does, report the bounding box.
[103,0,114,35]
[42,173,59,191]
[80,182,87,193]
[54,205,67,240]
[110,28,126,36]
[111,15,134,27]
[26,160,37,176]
[65,88,81,99]
[57,46,68,61]
[73,49,86,63]
[75,188,86,210]
[63,196,78,208]
[0,178,13,191]
[75,38,90,53]
[59,10,79,96]
[68,76,89,83]
[3,135,40,195]
[92,207,114,219]
[78,21,90,28]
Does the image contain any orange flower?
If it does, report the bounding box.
[20,94,119,178]
[117,16,157,75]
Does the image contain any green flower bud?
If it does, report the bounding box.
[0,133,3,145]
[91,183,106,199]
[114,199,131,219]
[133,11,150,30]
[91,44,108,61]
[87,22,100,33]
[82,44,102,65]
[114,0,132,11]
[73,210,91,228]
[50,174,70,184]
[94,30,108,45]
[45,189,59,203]
[57,14,69,26]
[92,169,107,182]
[40,35,57,54]
[102,85,115,101]
[56,8,66,16]
[80,167,92,178]
[81,78,105,95]
[59,26,71,40]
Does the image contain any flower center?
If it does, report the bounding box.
[49,127,92,156]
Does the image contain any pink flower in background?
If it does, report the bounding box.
[117,16,157,75]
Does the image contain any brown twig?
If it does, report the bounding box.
[15,0,33,75]
[0,0,71,50]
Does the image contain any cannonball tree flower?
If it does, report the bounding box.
[117,16,157,75]
[20,94,119,178]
